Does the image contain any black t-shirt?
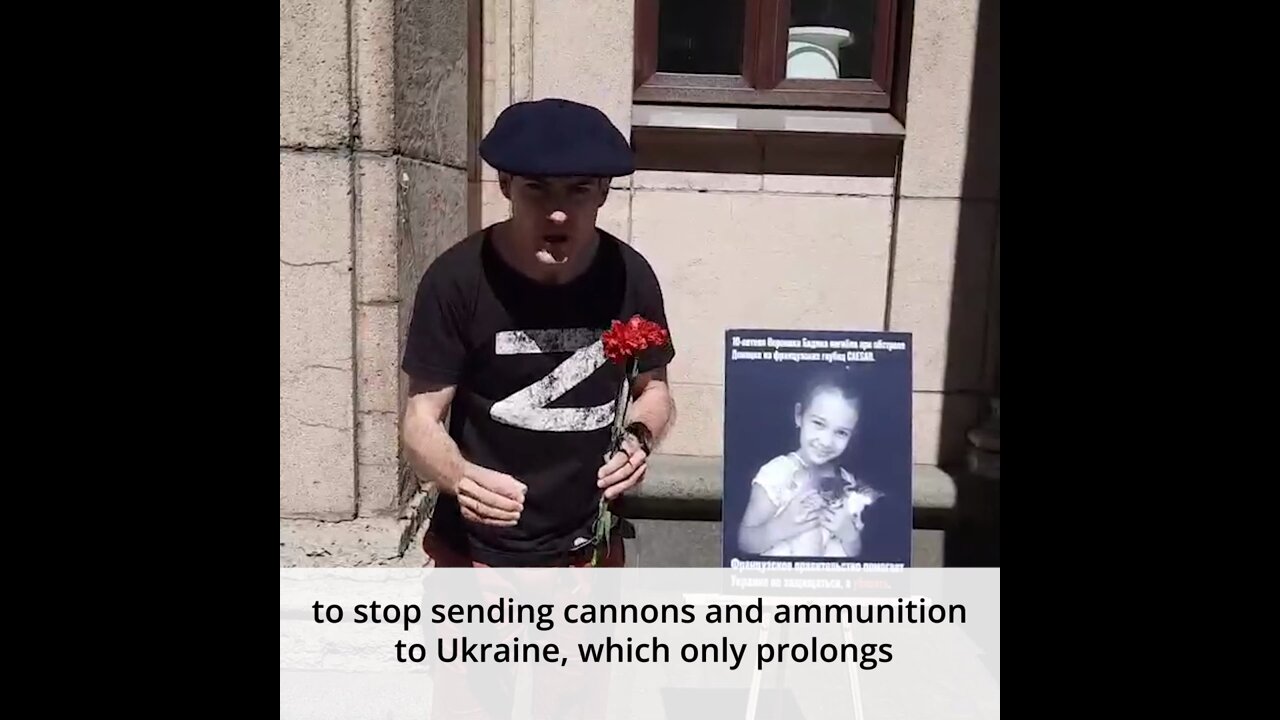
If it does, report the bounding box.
[401,226,676,566]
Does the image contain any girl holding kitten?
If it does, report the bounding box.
[737,371,883,558]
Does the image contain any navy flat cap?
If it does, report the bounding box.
[479,98,635,178]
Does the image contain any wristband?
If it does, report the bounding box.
[624,421,653,455]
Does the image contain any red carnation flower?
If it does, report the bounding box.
[602,315,669,365]
[592,314,670,566]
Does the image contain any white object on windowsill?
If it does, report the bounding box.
[787,26,853,79]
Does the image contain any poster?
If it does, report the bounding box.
[721,329,913,569]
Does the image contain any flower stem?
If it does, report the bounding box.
[592,357,638,566]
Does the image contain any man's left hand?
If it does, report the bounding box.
[597,432,648,501]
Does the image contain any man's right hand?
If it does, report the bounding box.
[402,381,526,528]
[455,463,527,527]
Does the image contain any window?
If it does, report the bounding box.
[634,0,910,113]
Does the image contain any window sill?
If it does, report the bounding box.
[632,104,906,139]
[630,104,903,178]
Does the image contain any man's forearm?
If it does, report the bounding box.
[402,404,466,495]
[626,376,675,447]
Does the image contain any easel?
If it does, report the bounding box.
[683,593,867,720]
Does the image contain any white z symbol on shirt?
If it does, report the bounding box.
[489,328,621,432]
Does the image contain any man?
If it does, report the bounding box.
[400,98,676,568]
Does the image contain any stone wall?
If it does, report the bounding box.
[281,0,470,563]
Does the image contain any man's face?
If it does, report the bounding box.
[501,174,609,266]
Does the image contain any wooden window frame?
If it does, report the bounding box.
[634,0,909,114]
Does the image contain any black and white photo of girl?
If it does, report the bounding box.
[722,330,913,567]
